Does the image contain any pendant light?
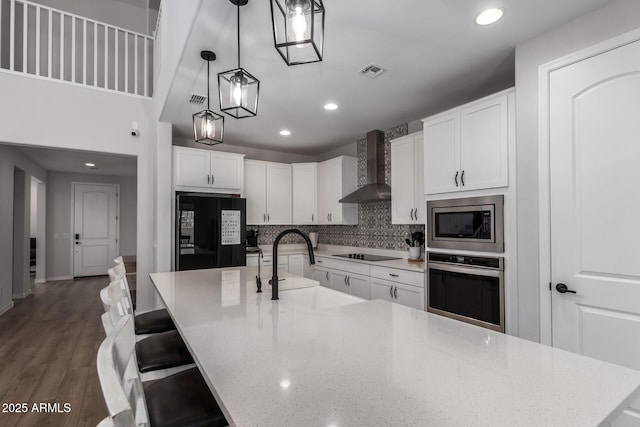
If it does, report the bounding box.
[193,50,224,145]
[270,0,325,66]
[218,0,260,119]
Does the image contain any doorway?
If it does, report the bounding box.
[12,167,28,298]
[72,183,119,277]
[30,177,46,285]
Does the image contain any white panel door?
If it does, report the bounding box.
[549,39,640,382]
[391,135,416,224]
[211,152,242,191]
[317,160,331,224]
[460,96,509,191]
[347,274,370,300]
[266,163,292,224]
[413,134,425,223]
[244,161,267,225]
[318,158,341,223]
[292,163,318,224]
[174,147,210,187]
[424,113,459,194]
[73,184,118,277]
[312,267,331,288]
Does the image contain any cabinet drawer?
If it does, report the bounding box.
[314,256,370,276]
[370,266,424,288]
[260,255,289,265]
[371,278,424,310]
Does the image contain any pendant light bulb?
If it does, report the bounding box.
[230,71,248,107]
[205,116,214,138]
[287,1,310,46]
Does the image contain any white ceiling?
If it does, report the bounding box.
[161,0,615,155]
[15,145,137,176]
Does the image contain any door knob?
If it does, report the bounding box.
[556,283,576,294]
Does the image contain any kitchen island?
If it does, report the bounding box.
[150,267,640,426]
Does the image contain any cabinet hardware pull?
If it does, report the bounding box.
[267,213,270,222]
[389,286,393,298]
[461,170,465,186]
[212,175,214,185]
[455,171,459,187]
[347,276,350,286]
[329,213,332,222]
[394,287,397,299]
[312,214,314,222]
[327,214,330,221]
[325,271,329,281]
[207,174,210,185]
[344,276,347,285]
[263,213,266,222]
[389,273,399,278]
[317,260,322,263]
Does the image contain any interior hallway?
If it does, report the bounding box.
[0,277,108,427]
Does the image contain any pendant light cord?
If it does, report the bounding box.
[237,3,241,68]
[206,58,210,110]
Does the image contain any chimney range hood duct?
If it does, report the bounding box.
[339,130,391,203]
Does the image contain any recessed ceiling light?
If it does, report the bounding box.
[324,103,338,110]
[475,8,504,25]
[280,130,291,136]
[85,162,96,167]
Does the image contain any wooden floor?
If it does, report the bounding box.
[0,277,109,427]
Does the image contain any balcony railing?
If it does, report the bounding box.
[0,0,154,97]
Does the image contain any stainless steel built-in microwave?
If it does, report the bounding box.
[427,195,504,253]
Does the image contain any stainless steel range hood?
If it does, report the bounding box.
[339,130,391,203]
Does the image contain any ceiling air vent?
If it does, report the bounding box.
[189,94,207,105]
[359,64,386,79]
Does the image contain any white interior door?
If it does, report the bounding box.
[550,40,640,367]
[73,183,118,277]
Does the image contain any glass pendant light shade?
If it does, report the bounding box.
[218,67,259,118]
[193,109,224,145]
[270,0,324,65]
[193,50,224,145]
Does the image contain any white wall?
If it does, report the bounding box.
[0,144,47,312]
[45,172,137,279]
[514,0,640,341]
[173,138,318,164]
[30,177,38,238]
[0,70,158,312]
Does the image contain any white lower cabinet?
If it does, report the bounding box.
[247,254,288,272]
[311,256,424,309]
[289,254,311,278]
[330,271,370,300]
[370,278,424,310]
[312,266,331,288]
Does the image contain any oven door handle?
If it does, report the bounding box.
[427,261,503,277]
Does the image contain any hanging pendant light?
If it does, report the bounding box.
[218,0,260,119]
[193,50,224,145]
[270,0,325,66]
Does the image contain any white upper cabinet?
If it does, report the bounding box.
[391,132,424,224]
[173,146,244,194]
[244,160,292,225]
[292,163,318,225]
[318,156,358,225]
[423,89,513,195]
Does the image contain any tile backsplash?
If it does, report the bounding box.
[256,123,425,250]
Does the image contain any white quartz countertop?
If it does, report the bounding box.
[249,245,426,272]
[150,267,640,427]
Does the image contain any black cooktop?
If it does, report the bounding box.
[333,253,401,261]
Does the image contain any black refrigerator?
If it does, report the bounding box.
[176,193,247,271]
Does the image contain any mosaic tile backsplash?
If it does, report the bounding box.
[256,123,425,250]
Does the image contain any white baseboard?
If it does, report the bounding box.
[13,289,32,299]
[46,276,73,281]
[0,302,15,316]
[34,278,46,284]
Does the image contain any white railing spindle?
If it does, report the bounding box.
[35,6,40,76]
[94,22,97,86]
[104,24,108,89]
[143,37,148,97]
[48,10,52,78]
[134,35,138,95]
[114,28,118,91]
[10,0,15,71]
[82,18,86,84]
[59,12,63,79]
[71,16,75,82]
[22,1,27,72]
[124,31,128,93]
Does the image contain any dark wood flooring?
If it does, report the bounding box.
[0,277,109,427]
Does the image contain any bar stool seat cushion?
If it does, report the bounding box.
[143,367,227,427]
[134,309,176,335]
[135,330,194,373]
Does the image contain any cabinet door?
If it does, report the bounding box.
[317,161,332,224]
[266,163,292,224]
[391,135,417,224]
[211,152,242,192]
[331,271,350,294]
[312,267,331,288]
[174,147,210,187]
[347,274,370,300]
[413,134,425,223]
[393,282,424,310]
[292,163,318,224]
[244,161,267,225]
[424,113,460,195]
[370,279,395,303]
[459,95,509,191]
[289,254,304,277]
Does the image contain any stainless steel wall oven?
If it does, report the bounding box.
[427,195,504,253]
[427,252,504,332]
